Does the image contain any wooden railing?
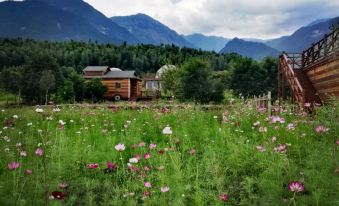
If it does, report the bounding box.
[279,53,305,105]
[301,28,339,68]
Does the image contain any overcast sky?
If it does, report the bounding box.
[83,0,339,39]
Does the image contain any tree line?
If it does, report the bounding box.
[0,38,278,104]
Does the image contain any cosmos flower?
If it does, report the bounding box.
[35,108,44,113]
[13,115,19,119]
[87,163,99,169]
[288,181,304,193]
[271,136,277,143]
[139,142,146,147]
[315,125,329,134]
[219,193,229,201]
[304,102,311,108]
[162,126,172,135]
[35,148,43,156]
[273,144,288,153]
[129,158,138,163]
[51,191,65,200]
[161,186,170,193]
[58,182,68,189]
[149,143,156,150]
[144,182,152,188]
[256,145,266,152]
[143,191,151,197]
[115,143,126,151]
[106,161,118,171]
[144,153,151,160]
[189,149,196,155]
[20,150,27,157]
[8,162,20,170]
[25,169,32,174]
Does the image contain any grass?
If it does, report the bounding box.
[0,100,338,206]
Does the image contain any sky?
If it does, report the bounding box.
[83,0,339,39]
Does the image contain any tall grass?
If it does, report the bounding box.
[0,100,338,205]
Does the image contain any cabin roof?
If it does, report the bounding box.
[83,66,109,72]
[84,70,141,80]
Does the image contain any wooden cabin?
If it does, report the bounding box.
[83,66,142,101]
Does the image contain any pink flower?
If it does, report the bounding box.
[20,150,27,157]
[315,125,329,134]
[271,136,277,143]
[115,143,125,151]
[144,153,151,160]
[161,186,170,193]
[287,124,295,130]
[143,191,151,197]
[8,162,20,170]
[288,181,304,193]
[304,102,311,107]
[143,166,151,172]
[149,143,156,150]
[273,144,288,153]
[58,182,68,189]
[135,154,141,160]
[270,116,285,124]
[336,140,339,145]
[144,182,152,188]
[25,169,32,174]
[189,149,196,155]
[106,161,118,171]
[35,148,43,156]
[87,163,99,169]
[162,126,172,135]
[132,144,137,149]
[219,193,229,202]
[139,142,146,147]
[256,145,266,152]
[259,126,267,133]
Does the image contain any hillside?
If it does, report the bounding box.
[111,13,193,47]
[183,33,229,52]
[220,38,280,60]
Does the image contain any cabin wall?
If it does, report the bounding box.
[306,58,339,102]
[84,71,104,76]
[101,79,130,99]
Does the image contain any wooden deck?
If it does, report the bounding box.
[278,28,339,106]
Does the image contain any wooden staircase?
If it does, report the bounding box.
[278,27,339,106]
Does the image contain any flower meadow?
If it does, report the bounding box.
[0,100,338,206]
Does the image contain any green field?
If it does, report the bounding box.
[0,100,338,205]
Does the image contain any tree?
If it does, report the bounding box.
[85,78,107,102]
[39,70,55,105]
[0,66,24,104]
[161,67,179,96]
[176,59,223,103]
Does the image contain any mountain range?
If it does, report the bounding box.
[0,0,338,60]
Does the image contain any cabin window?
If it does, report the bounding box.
[115,82,121,89]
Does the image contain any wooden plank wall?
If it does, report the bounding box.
[101,79,130,99]
[306,59,339,102]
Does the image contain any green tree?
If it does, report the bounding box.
[161,67,179,96]
[85,78,107,102]
[0,66,24,104]
[39,70,55,105]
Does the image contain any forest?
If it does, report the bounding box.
[0,38,278,104]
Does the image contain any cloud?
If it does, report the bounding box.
[84,0,339,39]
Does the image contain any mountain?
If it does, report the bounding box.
[220,38,280,60]
[111,13,193,47]
[183,33,230,51]
[33,0,138,44]
[266,16,339,52]
[0,0,111,42]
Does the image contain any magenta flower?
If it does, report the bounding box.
[87,163,99,169]
[139,142,146,147]
[304,102,311,107]
[144,153,151,160]
[115,143,125,151]
[315,125,329,134]
[51,191,65,200]
[106,161,118,171]
[35,148,43,156]
[219,193,229,202]
[288,181,304,193]
[25,169,32,174]
[135,154,141,161]
[270,116,285,124]
[144,182,152,188]
[132,144,137,149]
[143,191,151,197]
[336,140,339,145]
[149,143,156,150]
[8,162,20,170]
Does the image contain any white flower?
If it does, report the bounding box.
[13,115,19,119]
[70,120,74,123]
[161,187,170,193]
[53,108,60,112]
[115,143,126,151]
[213,115,218,119]
[1,109,5,112]
[46,116,53,121]
[162,126,172,135]
[129,157,138,163]
[27,123,32,126]
[35,108,44,113]
[59,120,66,126]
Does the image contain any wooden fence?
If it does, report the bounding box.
[253,91,272,115]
